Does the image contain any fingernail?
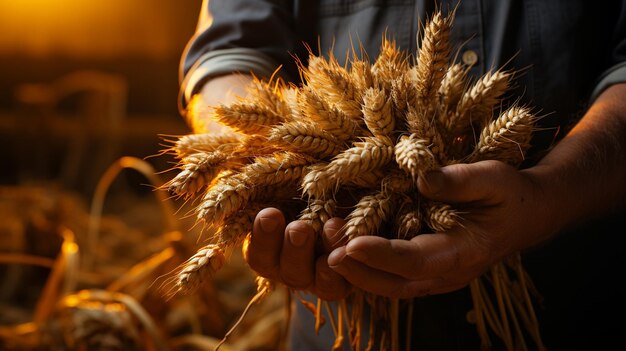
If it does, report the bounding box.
[289,229,309,247]
[424,170,444,194]
[259,217,278,233]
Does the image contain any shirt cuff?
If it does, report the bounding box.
[590,62,626,102]
[180,48,287,109]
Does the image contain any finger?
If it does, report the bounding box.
[418,160,512,203]
[321,217,347,253]
[343,233,469,280]
[279,220,317,289]
[248,208,286,279]
[328,250,449,299]
[313,254,351,301]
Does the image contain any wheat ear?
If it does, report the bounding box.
[268,121,344,158]
[414,11,452,111]
[343,189,396,240]
[438,63,468,115]
[247,77,292,120]
[176,244,226,293]
[242,152,313,187]
[425,201,460,232]
[298,87,362,141]
[450,70,512,132]
[196,173,254,227]
[372,37,409,92]
[167,151,235,197]
[350,58,375,98]
[299,198,337,234]
[405,108,447,164]
[172,132,241,159]
[395,134,437,181]
[395,203,422,239]
[215,204,264,246]
[471,106,535,165]
[214,102,284,135]
[362,87,395,137]
[306,55,363,120]
[302,137,394,198]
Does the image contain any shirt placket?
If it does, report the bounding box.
[447,0,484,76]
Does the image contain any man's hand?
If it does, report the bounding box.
[246,208,351,300]
[327,160,553,299]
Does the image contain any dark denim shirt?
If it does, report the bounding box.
[179,1,626,350]
[181,1,626,150]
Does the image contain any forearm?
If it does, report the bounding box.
[526,83,626,241]
[186,74,254,133]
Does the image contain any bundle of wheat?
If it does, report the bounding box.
[165,10,545,351]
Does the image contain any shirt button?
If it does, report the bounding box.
[462,50,478,66]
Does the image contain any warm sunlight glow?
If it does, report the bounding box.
[0,0,186,59]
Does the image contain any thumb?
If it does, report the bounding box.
[417,160,510,203]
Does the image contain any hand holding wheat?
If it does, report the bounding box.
[164,10,547,351]
[325,160,551,299]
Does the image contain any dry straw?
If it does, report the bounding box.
[165,9,543,351]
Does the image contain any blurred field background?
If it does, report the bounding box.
[0,1,287,350]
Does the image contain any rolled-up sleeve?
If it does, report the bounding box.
[590,1,626,101]
[179,0,297,108]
